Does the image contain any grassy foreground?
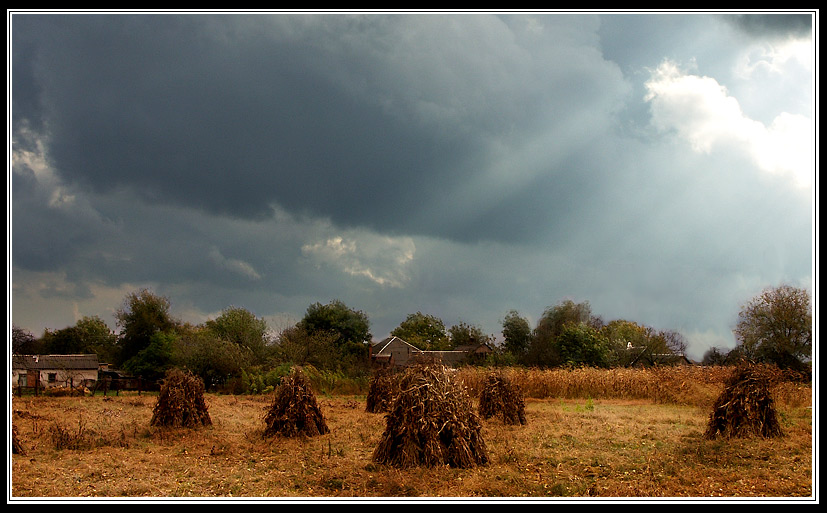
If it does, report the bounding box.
[10,367,813,501]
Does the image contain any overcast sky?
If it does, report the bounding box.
[9,11,816,360]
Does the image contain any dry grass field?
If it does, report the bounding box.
[9,366,813,501]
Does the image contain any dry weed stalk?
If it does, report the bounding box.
[150,369,212,428]
[263,367,329,438]
[478,371,527,425]
[50,417,91,450]
[12,425,26,455]
[704,364,783,439]
[373,364,489,469]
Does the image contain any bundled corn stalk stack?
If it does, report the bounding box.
[704,364,783,439]
[478,370,527,425]
[263,367,329,438]
[365,369,401,413]
[372,364,489,469]
[150,369,212,428]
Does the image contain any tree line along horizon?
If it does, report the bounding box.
[11,284,812,391]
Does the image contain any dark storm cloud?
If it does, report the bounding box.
[726,13,813,38]
[12,13,628,244]
[10,12,814,361]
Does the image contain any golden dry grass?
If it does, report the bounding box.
[10,367,813,500]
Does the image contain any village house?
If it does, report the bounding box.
[369,336,493,369]
[11,354,100,390]
[625,342,694,367]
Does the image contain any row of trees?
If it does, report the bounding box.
[12,292,378,390]
[497,300,689,368]
[12,284,813,391]
[387,284,812,372]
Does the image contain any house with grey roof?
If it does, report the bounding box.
[12,354,100,390]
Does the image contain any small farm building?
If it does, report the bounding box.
[12,354,99,390]
[627,347,694,367]
[370,336,493,369]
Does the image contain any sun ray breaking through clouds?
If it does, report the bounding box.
[10,11,815,361]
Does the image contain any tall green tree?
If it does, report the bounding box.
[40,316,118,363]
[601,320,653,367]
[448,322,491,348]
[276,325,339,370]
[122,331,176,382]
[391,312,450,350]
[75,316,119,363]
[501,310,532,357]
[602,320,687,367]
[734,284,812,370]
[41,326,86,355]
[205,306,270,363]
[12,325,43,355]
[526,299,598,367]
[298,299,372,365]
[115,289,178,367]
[174,324,254,390]
[557,323,612,368]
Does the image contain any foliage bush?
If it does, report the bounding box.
[240,364,293,394]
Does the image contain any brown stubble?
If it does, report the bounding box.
[10,368,812,499]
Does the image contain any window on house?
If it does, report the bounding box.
[48,373,57,383]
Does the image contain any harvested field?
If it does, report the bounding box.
[9,367,813,500]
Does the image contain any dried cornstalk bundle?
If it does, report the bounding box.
[372,364,489,469]
[263,368,329,438]
[150,369,212,428]
[704,364,783,439]
[365,370,401,413]
[478,371,527,425]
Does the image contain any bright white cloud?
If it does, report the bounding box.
[302,233,415,288]
[12,129,77,209]
[208,247,262,281]
[734,38,814,78]
[645,59,813,188]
